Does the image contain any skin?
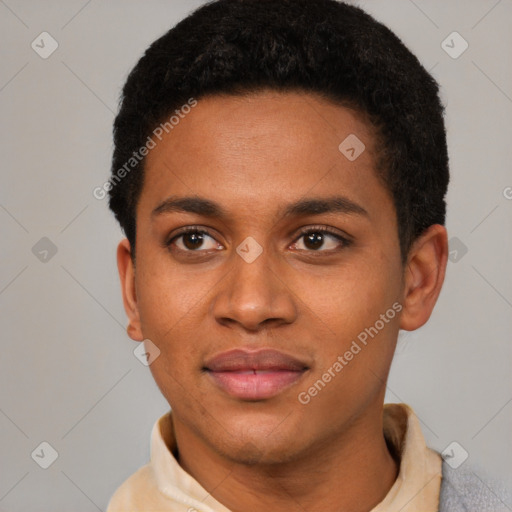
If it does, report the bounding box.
[117,90,448,512]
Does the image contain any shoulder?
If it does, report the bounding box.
[106,463,163,512]
[439,460,512,512]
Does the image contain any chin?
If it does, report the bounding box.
[213,411,310,466]
[221,438,302,467]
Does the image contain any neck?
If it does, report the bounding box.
[172,407,399,512]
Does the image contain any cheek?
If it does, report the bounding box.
[313,261,399,330]
[135,260,205,408]
[296,270,400,421]
[136,249,200,322]
[134,255,210,368]
[304,257,402,383]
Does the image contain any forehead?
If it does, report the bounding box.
[138,90,391,222]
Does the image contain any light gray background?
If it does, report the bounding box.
[1,1,511,510]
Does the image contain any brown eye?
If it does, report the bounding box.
[182,232,206,250]
[291,227,351,252]
[303,232,325,250]
[167,228,223,252]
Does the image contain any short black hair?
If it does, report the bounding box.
[108,0,449,262]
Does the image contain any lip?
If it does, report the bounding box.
[204,348,309,400]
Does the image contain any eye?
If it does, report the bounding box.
[290,226,351,252]
[167,227,223,252]
[165,225,351,255]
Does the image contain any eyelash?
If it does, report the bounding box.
[165,225,352,254]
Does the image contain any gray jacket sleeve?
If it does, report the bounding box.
[439,460,512,512]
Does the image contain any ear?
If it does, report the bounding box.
[117,238,144,341]
[399,224,448,331]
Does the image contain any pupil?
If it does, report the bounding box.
[184,232,203,250]
[305,232,323,250]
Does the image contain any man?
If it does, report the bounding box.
[106,0,504,510]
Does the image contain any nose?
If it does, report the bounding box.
[211,247,298,332]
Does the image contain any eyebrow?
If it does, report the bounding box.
[151,195,368,219]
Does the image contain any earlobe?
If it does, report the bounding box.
[117,238,144,341]
[399,225,448,331]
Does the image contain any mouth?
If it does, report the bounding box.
[203,348,310,401]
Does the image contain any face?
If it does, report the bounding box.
[120,90,410,464]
